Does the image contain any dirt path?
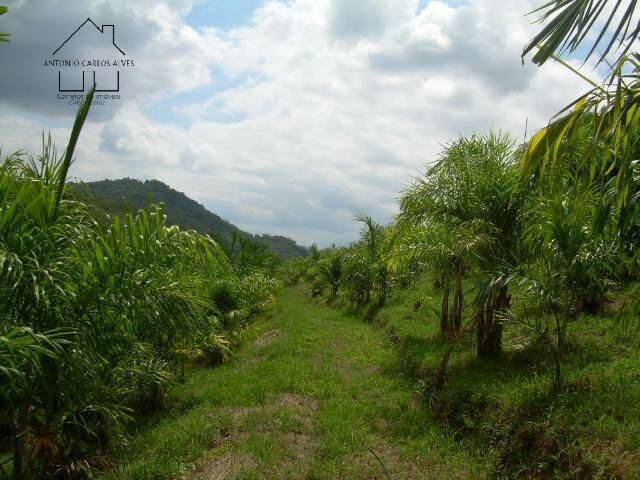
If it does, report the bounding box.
[102,287,487,479]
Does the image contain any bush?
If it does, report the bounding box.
[0,126,281,476]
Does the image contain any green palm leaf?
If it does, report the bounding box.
[523,0,640,67]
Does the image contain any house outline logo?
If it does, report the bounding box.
[51,18,129,93]
[53,18,125,56]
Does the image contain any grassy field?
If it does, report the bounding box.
[102,275,640,479]
[369,275,640,479]
[101,286,488,479]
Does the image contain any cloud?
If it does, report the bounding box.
[0,0,218,119]
[329,0,415,40]
[0,0,595,246]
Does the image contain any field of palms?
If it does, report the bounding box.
[0,91,282,478]
[3,1,640,478]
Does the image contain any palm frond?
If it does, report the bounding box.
[523,0,640,67]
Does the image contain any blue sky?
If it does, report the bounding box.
[184,0,470,31]
[149,0,486,130]
[146,69,250,128]
[152,1,270,128]
[186,0,267,30]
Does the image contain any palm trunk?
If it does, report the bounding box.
[476,285,509,358]
[429,348,453,405]
[378,270,387,307]
[440,270,451,335]
[378,294,386,307]
[450,261,464,335]
[378,290,386,307]
[550,328,563,391]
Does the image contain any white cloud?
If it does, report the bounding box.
[0,0,596,246]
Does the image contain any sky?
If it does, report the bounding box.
[0,0,599,246]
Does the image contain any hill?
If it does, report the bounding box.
[73,178,308,258]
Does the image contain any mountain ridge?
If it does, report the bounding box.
[73,178,308,258]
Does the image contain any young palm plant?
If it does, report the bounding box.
[342,215,391,307]
[0,87,248,477]
[317,247,344,298]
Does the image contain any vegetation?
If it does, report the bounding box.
[0,95,280,478]
[340,215,391,308]
[72,179,308,258]
[372,274,640,479]
[522,0,640,227]
[3,0,640,478]
[293,157,640,474]
[87,266,640,479]
[393,133,522,352]
[98,287,488,479]
[287,3,640,476]
[297,0,640,367]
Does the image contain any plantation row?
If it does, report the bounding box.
[286,90,640,477]
[0,94,282,478]
[293,124,638,378]
[289,0,640,389]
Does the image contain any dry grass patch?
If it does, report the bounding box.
[195,392,320,477]
[193,452,256,480]
[254,330,281,347]
[277,392,318,412]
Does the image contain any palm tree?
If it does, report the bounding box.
[389,218,485,336]
[523,0,640,68]
[340,216,390,307]
[357,215,391,307]
[317,247,343,298]
[397,133,523,356]
[0,85,257,477]
[227,230,280,277]
[0,327,73,479]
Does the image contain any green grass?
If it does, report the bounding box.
[366,274,640,479]
[102,276,640,479]
[101,286,488,479]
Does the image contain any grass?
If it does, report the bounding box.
[101,286,488,479]
[367,274,640,479]
[102,275,640,479]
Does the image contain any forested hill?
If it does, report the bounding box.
[73,178,308,258]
